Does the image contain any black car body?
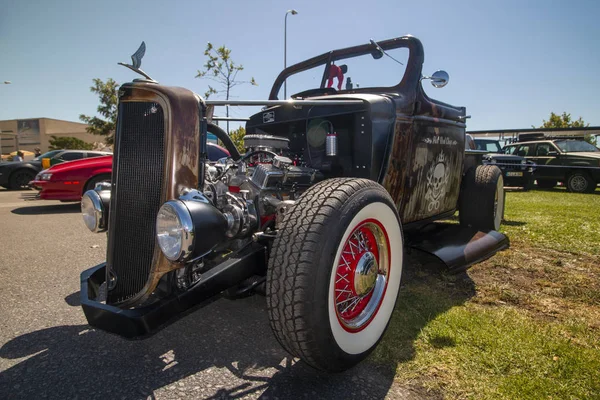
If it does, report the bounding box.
[503,139,600,192]
[78,36,509,372]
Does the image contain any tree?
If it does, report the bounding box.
[195,43,257,133]
[535,112,596,145]
[79,78,119,145]
[49,136,94,150]
[226,126,246,153]
[536,112,589,129]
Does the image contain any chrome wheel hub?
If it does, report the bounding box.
[354,252,378,296]
[571,176,587,192]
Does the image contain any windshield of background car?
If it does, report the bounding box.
[35,150,62,160]
[475,140,502,153]
[277,47,409,99]
[503,145,518,155]
[554,140,599,152]
[59,152,84,161]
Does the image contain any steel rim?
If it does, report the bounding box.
[334,219,390,332]
[570,175,587,192]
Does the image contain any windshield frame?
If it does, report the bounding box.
[554,140,599,153]
[269,36,424,100]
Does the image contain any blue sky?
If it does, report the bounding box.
[1,0,599,131]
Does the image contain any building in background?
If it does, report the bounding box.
[0,118,99,155]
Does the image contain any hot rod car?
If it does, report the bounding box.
[79,36,508,372]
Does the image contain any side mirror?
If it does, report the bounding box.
[371,50,384,59]
[369,39,384,59]
[423,70,449,88]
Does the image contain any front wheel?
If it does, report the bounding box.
[8,169,35,190]
[266,178,404,372]
[84,174,111,193]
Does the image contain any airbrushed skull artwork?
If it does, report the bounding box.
[425,151,450,212]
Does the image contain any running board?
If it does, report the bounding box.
[405,223,509,273]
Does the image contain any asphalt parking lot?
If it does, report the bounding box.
[0,189,421,400]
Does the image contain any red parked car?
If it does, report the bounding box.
[31,143,230,201]
[32,155,113,201]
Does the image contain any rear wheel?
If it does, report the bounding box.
[566,172,594,193]
[8,169,35,190]
[266,178,404,372]
[459,165,505,231]
[536,179,556,189]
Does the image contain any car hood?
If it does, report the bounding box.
[0,160,41,170]
[46,155,113,173]
[564,152,600,159]
[484,154,523,160]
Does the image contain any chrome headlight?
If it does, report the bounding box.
[156,192,229,263]
[39,172,52,180]
[521,160,527,165]
[156,201,194,262]
[81,190,106,233]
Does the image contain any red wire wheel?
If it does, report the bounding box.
[333,219,390,332]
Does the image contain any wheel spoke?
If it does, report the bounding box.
[336,272,349,284]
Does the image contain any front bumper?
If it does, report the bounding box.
[30,180,46,190]
[503,170,534,188]
[81,243,267,338]
[491,164,534,188]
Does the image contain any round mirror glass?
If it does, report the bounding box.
[431,70,449,88]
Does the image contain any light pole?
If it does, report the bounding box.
[0,82,9,159]
[284,9,298,99]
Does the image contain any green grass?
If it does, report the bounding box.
[501,188,600,255]
[372,188,600,399]
[396,305,599,399]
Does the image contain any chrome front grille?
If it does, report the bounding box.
[107,101,165,304]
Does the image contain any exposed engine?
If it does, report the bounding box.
[202,134,324,244]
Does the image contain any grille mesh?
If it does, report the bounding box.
[107,102,165,304]
[497,159,522,170]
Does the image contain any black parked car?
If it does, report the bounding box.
[503,139,600,193]
[469,137,535,189]
[0,149,110,190]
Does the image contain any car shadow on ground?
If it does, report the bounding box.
[19,192,40,201]
[11,203,81,215]
[0,255,471,400]
[64,291,81,307]
[501,220,526,227]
